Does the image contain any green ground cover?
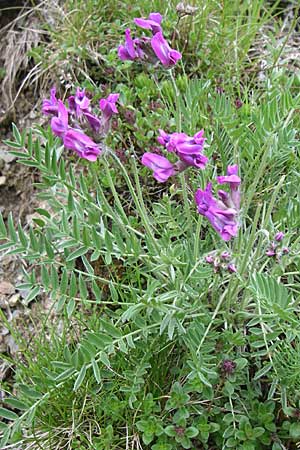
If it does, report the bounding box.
[1,0,300,448]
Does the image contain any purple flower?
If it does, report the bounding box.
[216,164,241,209]
[75,88,90,113]
[235,98,243,109]
[158,129,208,169]
[266,242,277,257]
[168,131,207,169]
[151,32,182,67]
[157,129,170,147]
[275,231,284,242]
[67,88,102,132]
[99,93,119,120]
[118,28,140,61]
[221,251,230,260]
[42,87,58,116]
[134,12,163,34]
[63,129,101,162]
[50,100,68,138]
[141,152,176,182]
[99,93,120,133]
[228,263,237,273]
[195,183,238,241]
[222,359,236,375]
[205,255,215,264]
[68,88,90,117]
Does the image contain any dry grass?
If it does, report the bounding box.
[0,0,63,123]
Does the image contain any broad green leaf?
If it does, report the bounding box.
[36,208,51,219]
[55,368,76,382]
[92,359,101,383]
[0,213,7,238]
[17,222,27,247]
[67,298,75,318]
[4,398,28,410]
[99,319,121,338]
[7,212,17,242]
[18,385,42,399]
[66,246,88,262]
[99,351,110,367]
[69,272,77,298]
[254,363,273,380]
[81,255,94,275]
[25,286,40,304]
[0,407,19,420]
[73,365,87,391]
[86,332,112,348]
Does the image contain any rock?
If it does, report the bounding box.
[0,149,16,164]
[0,281,15,295]
[6,335,19,355]
[0,175,6,186]
[8,293,20,307]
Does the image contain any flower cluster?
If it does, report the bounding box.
[42,87,119,161]
[205,251,237,274]
[266,232,289,260]
[142,129,207,182]
[195,165,240,241]
[118,13,182,67]
[43,11,242,244]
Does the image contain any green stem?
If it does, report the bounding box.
[196,290,227,354]
[108,152,160,254]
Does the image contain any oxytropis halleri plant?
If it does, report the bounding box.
[118,12,182,67]
[42,87,119,161]
[43,12,241,245]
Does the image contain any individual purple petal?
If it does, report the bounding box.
[74,88,90,114]
[216,174,241,186]
[68,88,90,118]
[99,93,120,133]
[178,152,208,169]
[275,231,284,242]
[141,152,175,182]
[165,133,188,152]
[218,190,232,208]
[149,13,163,23]
[50,100,68,138]
[151,32,182,67]
[134,12,163,34]
[68,95,76,112]
[205,255,214,264]
[42,87,58,116]
[157,129,170,146]
[99,93,120,120]
[221,251,230,260]
[228,263,237,273]
[63,129,101,161]
[235,99,243,109]
[227,164,239,176]
[118,28,138,61]
[83,111,101,132]
[193,129,206,145]
[217,165,241,210]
